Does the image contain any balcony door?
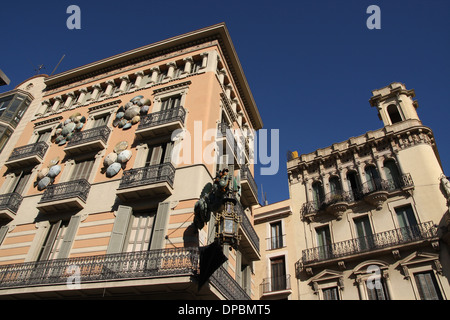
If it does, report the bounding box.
[270,256,286,291]
[8,169,32,195]
[124,210,156,252]
[384,159,401,189]
[365,165,380,192]
[395,205,418,241]
[70,158,95,181]
[316,225,332,260]
[159,94,181,122]
[354,216,374,251]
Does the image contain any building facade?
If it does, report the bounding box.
[254,82,450,300]
[0,23,262,299]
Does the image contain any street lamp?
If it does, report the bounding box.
[215,190,241,250]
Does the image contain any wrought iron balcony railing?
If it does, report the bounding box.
[6,141,48,162]
[301,173,414,219]
[260,274,291,294]
[118,163,175,190]
[39,179,91,204]
[240,165,258,198]
[137,106,186,130]
[298,221,437,268]
[0,193,23,215]
[0,247,249,300]
[235,200,260,252]
[65,125,110,148]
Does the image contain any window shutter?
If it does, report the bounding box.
[39,220,62,261]
[235,250,242,286]
[149,202,170,250]
[0,225,9,246]
[57,215,81,259]
[106,205,133,254]
[150,146,163,166]
[163,141,174,163]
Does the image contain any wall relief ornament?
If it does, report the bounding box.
[52,113,86,146]
[112,95,150,130]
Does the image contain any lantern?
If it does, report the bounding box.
[215,190,241,249]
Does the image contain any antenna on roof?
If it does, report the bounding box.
[50,54,66,76]
[28,59,46,75]
[261,184,268,206]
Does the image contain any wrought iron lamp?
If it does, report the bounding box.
[215,189,241,250]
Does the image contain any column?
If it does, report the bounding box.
[200,52,208,69]
[63,92,75,109]
[104,80,115,96]
[51,96,63,112]
[148,66,160,85]
[89,84,102,101]
[77,88,88,105]
[225,84,233,99]
[36,100,51,116]
[166,62,177,80]
[118,76,130,93]
[134,71,145,88]
[218,69,226,85]
[183,56,193,74]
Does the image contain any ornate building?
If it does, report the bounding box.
[254,82,450,300]
[0,23,262,299]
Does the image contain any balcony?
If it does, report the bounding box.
[36,179,91,214]
[217,122,245,169]
[0,247,249,300]
[116,163,175,201]
[64,126,110,156]
[260,275,292,299]
[5,142,48,169]
[301,173,414,221]
[135,106,186,140]
[235,200,260,260]
[296,221,438,273]
[0,193,23,221]
[240,165,259,206]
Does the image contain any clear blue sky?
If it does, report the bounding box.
[1,0,449,205]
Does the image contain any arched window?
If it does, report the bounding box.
[387,104,403,124]
[312,181,325,210]
[347,170,360,199]
[384,159,401,188]
[365,165,380,192]
[329,176,342,196]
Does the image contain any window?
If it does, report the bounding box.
[384,159,401,188]
[270,256,287,291]
[395,205,419,241]
[312,181,325,210]
[364,165,380,192]
[91,113,110,128]
[270,221,283,250]
[70,158,95,181]
[0,96,13,117]
[329,176,342,196]
[354,216,374,251]
[36,129,52,143]
[387,104,403,124]
[367,277,390,300]
[414,271,443,300]
[316,225,332,260]
[346,170,360,200]
[8,169,32,195]
[160,94,182,111]
[37,220,69,261]
[322,287,339,300]
[145,141,174,167]
[124,210,156,252]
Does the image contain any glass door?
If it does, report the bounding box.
[354,216,374,251]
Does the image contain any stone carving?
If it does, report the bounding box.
[35,158,61,191]
[52,113,86,146]
[102,141,132,178]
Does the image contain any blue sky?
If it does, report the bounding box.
[1,0,449,205]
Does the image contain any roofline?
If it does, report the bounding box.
[45,23,263,130]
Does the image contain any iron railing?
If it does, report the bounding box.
[66,125,110,148]
[299,221,437,267]
[301,173,414,218]
[0,247,250,300]
[235,200,260,252]
[266,234,286,250]
[260,275,291,294]
[118,163,175,190]
[7,141,48,162]
[0,193,23,215]
[137,106,186,130]
[0,247,199,289]
[39,179,91,204]
[240,165,258,198]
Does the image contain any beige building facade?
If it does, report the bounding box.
[0,23,262,299]
[254,82,450,300]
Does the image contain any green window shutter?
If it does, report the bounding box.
[149,202,170,250]
[57,215,81,259]
[106,205,133,254]
[0,225,9,246]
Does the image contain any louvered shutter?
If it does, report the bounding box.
[57,215,81,259]
[149,202,170,250]
[106,205,133,254]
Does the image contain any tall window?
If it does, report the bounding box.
[329,176,342,197]
[124,210,156,252]
[347,170,360,200]
[367,277,390,300]
[8,169,32,195]
[270,256,287,291]
[160,94,181,111]
[395,205,418,241]
[37,220,69,261]
[316,225,332,260]
[365,165,380,192]
[387,104,403,124]
[414,271,443,300]
[323,287,339,300]
[312,181,325,210]
[92,113,110,128]
[270,221,283,250]
[145,141,174,167]
[354,216,374,251]
[70,158,95,181]
[384,159,401,188]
